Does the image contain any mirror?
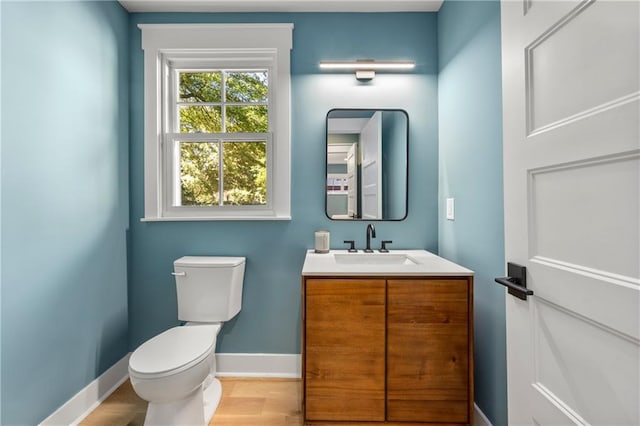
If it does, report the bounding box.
[325,109,408,221]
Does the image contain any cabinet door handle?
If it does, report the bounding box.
[494,262,533,300]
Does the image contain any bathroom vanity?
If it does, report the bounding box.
[301,250,474,425]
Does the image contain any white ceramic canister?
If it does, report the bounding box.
[314,230,330,253]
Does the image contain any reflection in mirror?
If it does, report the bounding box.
[326,109,408,221]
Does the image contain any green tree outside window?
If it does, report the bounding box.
[177,71,268,206]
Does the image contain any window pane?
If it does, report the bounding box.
[179,142,219,206]
[179,106,222,133]
[226,71,268,103]
[225,105,268,132]
[179,72,222,103]
[222,141,267,205]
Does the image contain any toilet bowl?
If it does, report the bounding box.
[129,324,221,425]
[129,256,245,426]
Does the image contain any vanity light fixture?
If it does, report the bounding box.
[319,59,415,81]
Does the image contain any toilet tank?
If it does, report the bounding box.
[173,256,246,322]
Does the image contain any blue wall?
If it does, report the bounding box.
[437,1,506,425]
[128,12,439,352]
[0,2,130,424]
[327,194,348,217]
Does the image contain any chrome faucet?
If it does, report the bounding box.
[364,224,376,253]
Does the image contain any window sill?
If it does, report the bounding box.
[140,215,292,222]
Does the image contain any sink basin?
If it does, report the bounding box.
[333,253,418,265]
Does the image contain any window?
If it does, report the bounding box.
[170,70,269,208]
[139,24,293,220]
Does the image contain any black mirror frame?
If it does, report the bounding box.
[324,108,409,221]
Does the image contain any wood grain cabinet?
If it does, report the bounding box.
[302,276,474,425]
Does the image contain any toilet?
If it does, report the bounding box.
[128,256,246,426]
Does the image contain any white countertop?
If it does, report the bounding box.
[301,249,474,276]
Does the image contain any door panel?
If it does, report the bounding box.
[525,0,639,134]
[361,111,382,219]
[529,154,639,277]
[533,300,639,425]
[501,0,640,424]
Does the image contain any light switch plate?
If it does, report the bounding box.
[446,198,455,220]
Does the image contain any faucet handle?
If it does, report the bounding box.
[379,240,393,253]
[343,240,357,253]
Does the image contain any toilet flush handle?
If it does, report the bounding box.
[171,271,186,276]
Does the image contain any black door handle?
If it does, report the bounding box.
[495,262,533,300]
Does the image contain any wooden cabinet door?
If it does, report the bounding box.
[304,279,386,421]
[387,279,471,423]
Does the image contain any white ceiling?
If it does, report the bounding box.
[118,0,443,13]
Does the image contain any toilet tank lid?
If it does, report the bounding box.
[174,256,245,268]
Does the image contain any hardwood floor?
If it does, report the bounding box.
[80,378,302,425]
[80,380,145,426]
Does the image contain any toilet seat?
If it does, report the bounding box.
[129,324,220,379]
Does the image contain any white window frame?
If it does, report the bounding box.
[139,24,293,221]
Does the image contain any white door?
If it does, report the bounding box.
[361,111,382,219]
[346,143,358,218]
[501,1,639,425]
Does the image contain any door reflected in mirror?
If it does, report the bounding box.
[326,109,408,221]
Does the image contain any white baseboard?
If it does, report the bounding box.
[474,403,493,426]
[39,353,131,426]
[216,353,301,378]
